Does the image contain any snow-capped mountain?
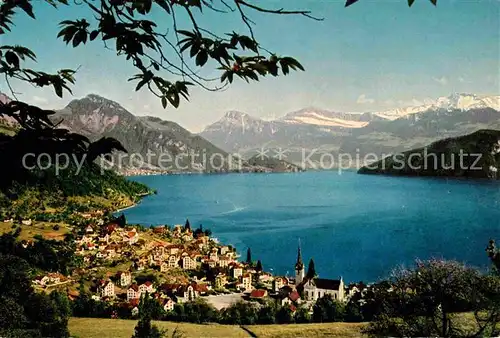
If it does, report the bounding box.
[374,93,500,120]
[278,108,379,128]
[200,93,500,166]
[200,108,365,157]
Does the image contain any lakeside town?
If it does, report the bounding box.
[21,210,370,318]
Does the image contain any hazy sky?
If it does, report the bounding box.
[1,0,499,132]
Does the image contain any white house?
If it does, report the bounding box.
[231,265,243,279]
[117,271,132,287]
[127,284,140,301]
[139,281,155,294]
[181,256,196,270]
[161,298,175,312]
[98,280,115,298]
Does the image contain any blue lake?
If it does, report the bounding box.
[122,170,500,283]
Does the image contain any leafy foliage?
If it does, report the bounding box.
[358,129,500,179]
[0,228,79,274]
[312,294,346,323]
[486,239,500,274]
[255,259,263,272]
[133,294,167,338]
[365,259,500,337]
[0,254,71,337]
[0,162,150,220]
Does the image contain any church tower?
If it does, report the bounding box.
[295,240,305,285]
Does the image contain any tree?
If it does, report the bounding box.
[220,301,259,325]
[486,239,500,274]
[132,294,166,338]
[257,301,277,324]
[344,299,364,322]
[255,260,263,273]
[115,214,127,227]
[176,299,219,324]
[193,224,203,238]
[365,259,500,337]
[306,258,316,280]
[312,295,345,323]
[0,254,72,337]
[184,219,191,232]
[276,305,294,324]
[246,247,252,265]
[294,306,311,323]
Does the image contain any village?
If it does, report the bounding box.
[29,212,372,318]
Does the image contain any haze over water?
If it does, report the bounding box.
[123,171,500,283]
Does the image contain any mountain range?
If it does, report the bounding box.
[200,93,500,167]
[2,92,498,172]
[51,94,243,172]
[48,94,301,173]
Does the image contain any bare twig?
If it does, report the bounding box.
[234,0,323,21]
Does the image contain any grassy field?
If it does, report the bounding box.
[68,317,366,338]
[0,221,69,240]
[243,323,367,337]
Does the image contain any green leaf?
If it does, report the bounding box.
[155,0,171,14]
[345,0,359,7]
[19,1,35,19]
[72,30,87,47]
[161,97,167,108]
[282,57,305,71]
[177,30,196,38]
[180,41,193,53]
[167,92,180,108]
[5,51,19,68]
[53,82,63,98]
[408,0,416,6]
[89,30,99,41]
[196,50,208,67]
[280,60,290,75]
[429,0,437,5]
[190,43,200,58]
[135,78,148,91]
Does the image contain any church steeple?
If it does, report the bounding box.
[295,239,305,285]
[295,241,304,270]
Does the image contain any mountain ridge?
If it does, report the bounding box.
[53,94,243,173]
[357,129,500,179]
[199,93,500,167]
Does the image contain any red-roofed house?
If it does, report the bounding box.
[160,298,174,312]
[139,281,155,294]
[123,231,139,245]
[273,276,289,292]
[98,280,115,298]
[250,289,268,299]
[127,284,140,301]
[153,226,165,234]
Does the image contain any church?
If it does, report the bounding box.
[294,244,346,302]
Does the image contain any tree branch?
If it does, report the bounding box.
[233,0,323,21]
